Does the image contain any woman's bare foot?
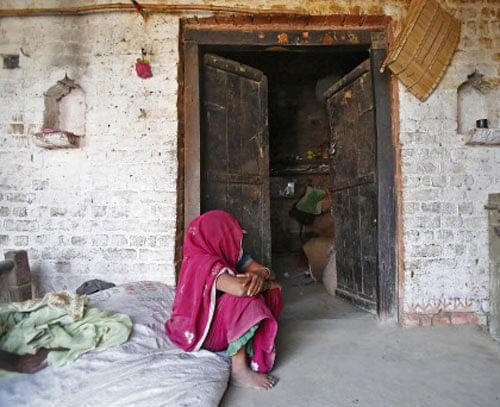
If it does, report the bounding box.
[231,364,278,390]
[231,346,278,390]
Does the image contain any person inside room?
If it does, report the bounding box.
[165,210,283,390]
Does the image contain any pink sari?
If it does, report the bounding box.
[165,210,283,372]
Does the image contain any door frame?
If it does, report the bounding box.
[176,15,402,321]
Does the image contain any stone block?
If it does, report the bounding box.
[4,250,31,286]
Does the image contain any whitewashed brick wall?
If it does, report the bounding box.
[399,2,500,322]
[0,12,180,294]
[0,1,499,325]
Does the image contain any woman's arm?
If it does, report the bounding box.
[216,260,281,297]
[242,260,273,280]
[216,272,252,297]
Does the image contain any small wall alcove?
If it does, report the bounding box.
[458,71,500,145]
[35,76,86,149]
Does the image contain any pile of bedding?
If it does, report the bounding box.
[0,281,231,406]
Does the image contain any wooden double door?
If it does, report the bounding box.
[200,52,388,314]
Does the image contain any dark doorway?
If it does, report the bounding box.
[179,20,397,320]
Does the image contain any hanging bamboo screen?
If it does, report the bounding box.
[381,0,461,102]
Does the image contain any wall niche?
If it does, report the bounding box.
[458,71,500,145]
[35,76,86,149]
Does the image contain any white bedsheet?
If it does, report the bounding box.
[0,281,231,406]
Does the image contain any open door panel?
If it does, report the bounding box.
[324,59,378,312]
[200,53,271,266]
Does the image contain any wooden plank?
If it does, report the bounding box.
[259,74,271,267]
[325,58,378,312]
[371,45,397,319]
[200,53,271,267]
[184,29,374,47]
[328,171,375,193]
[358,183,378,299]
[204,53,264,81]
[323,59,370,98]
[183,41,201,227]
[336,287,377,313]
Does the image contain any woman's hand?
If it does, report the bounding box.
[217,272,262,297]
[237,271,265,297]
[217,270,277,297]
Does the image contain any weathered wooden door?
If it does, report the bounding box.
[200,53,271,266]
[324,59,378,312]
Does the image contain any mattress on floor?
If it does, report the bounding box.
[0,281,231,407]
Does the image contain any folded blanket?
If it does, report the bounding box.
[0,292,132,367]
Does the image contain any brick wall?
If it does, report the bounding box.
[399,0,500,326]
[0,11,180,295]
[0,1,499,325]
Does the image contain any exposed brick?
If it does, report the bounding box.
[6,193,35,204]
[14,236,29,246]
[401,314,420,328]
[231,15,253,26]
[419,315,432,327]
[103,249,137,260]
[343,15,363,26]
[451,313,479,325]
[213,15,234,26]
[12,207,27,217]
[50,208,68,217]
[55,262,71,274]
[252,15,272,25]
[9,123,24,134]
[4,220,38,232]
[110,234,128,246]
[91,235,109,246]
[432,314,451,326]
[269,15,290,25]
[323,15,345,26]
[363,16,391,26]
[71,236,87,246]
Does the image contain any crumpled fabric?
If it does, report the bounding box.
[76,279,116,296]
[0,291,132,367]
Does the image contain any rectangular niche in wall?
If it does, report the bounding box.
[35,75,86,149]
[458,72,500,145]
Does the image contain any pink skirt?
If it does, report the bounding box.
[203,288,283,373]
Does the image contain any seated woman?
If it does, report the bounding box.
[165,210,283,390]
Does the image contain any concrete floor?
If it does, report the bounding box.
[220,255,500,407]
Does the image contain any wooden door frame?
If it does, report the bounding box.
[176,15,402,321]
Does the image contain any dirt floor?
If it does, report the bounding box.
[220,254,500,407]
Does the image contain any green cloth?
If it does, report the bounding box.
[296,186,327,215]
[226,322,260,357]
[0,292,132,367]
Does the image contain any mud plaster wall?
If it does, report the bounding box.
[0,1,499,325]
